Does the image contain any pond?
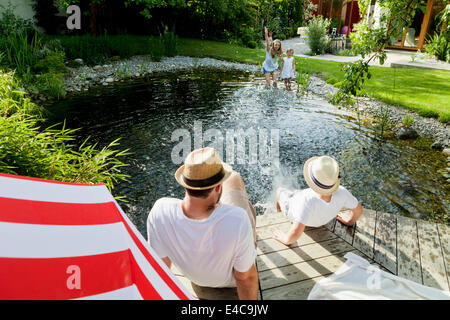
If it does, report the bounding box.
[49,68,449,235]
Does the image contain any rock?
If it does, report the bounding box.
[74,58,83,65]
[105,77,114,83]
[431,141,444,150]
[398,127,418,140]
[93,65,102,70]
[443,148,450,157]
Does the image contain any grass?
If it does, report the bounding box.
[177,38,450,123]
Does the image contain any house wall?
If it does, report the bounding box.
[0,0,36,22]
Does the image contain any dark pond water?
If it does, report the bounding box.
[49,69,449,235]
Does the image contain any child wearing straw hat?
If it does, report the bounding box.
[146,147,258,300]
[273,155,363,246]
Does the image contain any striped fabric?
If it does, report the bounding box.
[0,173,193,300]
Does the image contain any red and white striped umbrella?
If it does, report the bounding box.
[0,173,194,300]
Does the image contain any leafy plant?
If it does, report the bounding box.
[374,105,391,138]
[332,0,429,106]
[0,0,34,37]
[35,73,66,100]
[425,32,449,62]
[306,15,331,55]
[330,60,371,106]
[34,50,68,74]
[0,70,129,193]
[2,31,42,79]
[296,66,311,95]
[402,113,415,128]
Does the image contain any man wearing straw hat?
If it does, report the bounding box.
[146,147,258,300]
[273,155,363,246]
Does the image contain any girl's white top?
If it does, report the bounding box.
[262,49,279,72]
[281,56,295,79]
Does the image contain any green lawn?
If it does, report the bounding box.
[178,38,450,123]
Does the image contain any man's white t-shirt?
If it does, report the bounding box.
[282,186,359,227]
[147,197,257,288]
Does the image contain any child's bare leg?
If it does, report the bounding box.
[275,187,282,213]
[272,71,278,88]
[287,79,291,90]
[264,73,271,88]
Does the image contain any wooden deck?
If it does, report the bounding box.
[174,208,449,299]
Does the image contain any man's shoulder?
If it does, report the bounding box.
[334,185,353,198]
[293,188,317,203]
[217,204,247,216]
[216,204,249,224]
[150,197,181,216]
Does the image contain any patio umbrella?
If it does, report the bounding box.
[0,173,193,300]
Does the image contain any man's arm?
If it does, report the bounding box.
[233,264,259,300]
[273,221,305,245]
[161,256,172,269]
[337,203,363,226]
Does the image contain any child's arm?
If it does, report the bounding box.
[273,222,305,245]
[337,203,363,226]
[280,59,284,75]
[264,26,270,52]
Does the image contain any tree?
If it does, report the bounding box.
[330,0,429,105]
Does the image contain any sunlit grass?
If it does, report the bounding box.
[178,38,450,123]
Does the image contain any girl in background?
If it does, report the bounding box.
[280,48,296,90]
[261,26,283,88]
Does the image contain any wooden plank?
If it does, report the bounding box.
[257,228,338,255]
[261,276,325,300]
[417,220,449,290]
[256,221,293,241]
[334,210,355,244]
[437,223,450,285]
[373,211,397,274]
[396,215,422,284]
[323,217,336,232]
[353,208,377,259]
[256,212,289,228]
[259,250,364,290]
[256,238,354,272]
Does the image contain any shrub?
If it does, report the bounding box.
[0,71,44,117]
[402,113,415,128]
[0,70,129,191]
[34,50,68,74]
[306,15,331,55]
[161,31,178,57]
[425,32,449,62]
[0,1,34,37]
[2,30,42,79]
[35,73,66,100]
[326,77,338,85]
[239,27,262,49]
[247,40,258,49]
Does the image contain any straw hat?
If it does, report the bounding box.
[303,156,340,195]
[175,147,233,190]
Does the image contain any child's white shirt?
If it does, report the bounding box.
[281,56,295,79]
